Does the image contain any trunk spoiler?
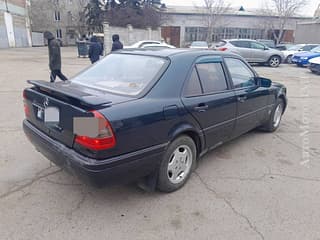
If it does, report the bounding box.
[27,80,112,107]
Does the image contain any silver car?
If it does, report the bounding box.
[216,39,285,67]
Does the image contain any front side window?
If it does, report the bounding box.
[196,63,228,93]
[72,54,168,96]
[224,58,255,88]
[251,42,265,50]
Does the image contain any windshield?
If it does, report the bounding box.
[311,46,320,53]
[72,54,168,96]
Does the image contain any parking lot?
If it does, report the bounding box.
[0,47,319,240]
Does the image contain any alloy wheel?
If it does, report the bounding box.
[167,145,193,184]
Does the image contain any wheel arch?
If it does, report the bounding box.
[269,54,282,62]
[168,124,204,157]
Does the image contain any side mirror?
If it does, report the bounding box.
[255,77,272,88]
[264,46,269,50]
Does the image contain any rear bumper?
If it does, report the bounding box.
[23,120,166,187]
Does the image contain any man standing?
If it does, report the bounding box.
[43,31,68,82]
[111,34,123,52]
[88,36,103,64]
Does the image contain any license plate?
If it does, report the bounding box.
[44,107,60,123]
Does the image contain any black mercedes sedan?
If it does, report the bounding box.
[23,49,287,192]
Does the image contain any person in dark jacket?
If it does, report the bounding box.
[88,36,103,64]
[111,34,123,52]
[43,31,68,83]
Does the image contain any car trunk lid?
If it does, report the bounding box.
[24,80,134,148]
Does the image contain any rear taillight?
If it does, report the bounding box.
[23,90,30,117]
[75,111,116,151]
[218,47,228,51]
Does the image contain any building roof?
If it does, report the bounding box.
[164,5,311,19]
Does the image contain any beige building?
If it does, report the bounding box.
[0,0,31,48]
[161,6,311,47]
[29,0,87,45]
[295,5,320,44]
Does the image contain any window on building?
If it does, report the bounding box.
[185,27,208,42]
[56,29,62,39]
[54,11,61,21]
[67,11,73,24]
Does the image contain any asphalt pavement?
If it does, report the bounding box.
[0,47,319,240]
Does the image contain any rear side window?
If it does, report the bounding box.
[196,63,228,93]
[224,58,255,88]
[184,68,202,97]
[230,40,250,48]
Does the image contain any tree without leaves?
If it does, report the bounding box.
[202,0,231,43]
[261,0,308,44]
[72,0,89,36]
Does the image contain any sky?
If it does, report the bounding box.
[162,0,319,17]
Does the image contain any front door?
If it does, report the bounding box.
[224,57,270,137]
[182,56,237,149]
[249,41,268,62]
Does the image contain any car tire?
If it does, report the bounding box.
[157,135,197,193]
[268,55,281,67]
[286,55,293,64]
[261,98,284,132]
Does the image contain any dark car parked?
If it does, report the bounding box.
[23,49,287,192]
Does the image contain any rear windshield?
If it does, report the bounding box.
[72,54,168,96]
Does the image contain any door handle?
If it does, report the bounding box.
[237,96,247,103]
[194,104,209,112]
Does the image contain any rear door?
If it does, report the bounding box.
[223,57,270,137]
[182,56,237,148]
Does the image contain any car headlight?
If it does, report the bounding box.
[301,57,309,60]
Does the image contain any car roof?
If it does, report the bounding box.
[116,48,239,58]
